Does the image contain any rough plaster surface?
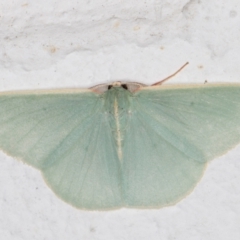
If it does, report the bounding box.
[0,0,240,239]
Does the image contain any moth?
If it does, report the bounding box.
[1,63,240,210]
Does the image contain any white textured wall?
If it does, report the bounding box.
[0,0,240,239]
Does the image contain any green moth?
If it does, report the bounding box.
[0,64,240,210]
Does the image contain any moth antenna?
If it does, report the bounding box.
[152,62,189,86]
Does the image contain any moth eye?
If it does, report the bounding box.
[121,84,128,90]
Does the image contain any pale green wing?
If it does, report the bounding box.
[0,91,122,210]
[122,85,240,208]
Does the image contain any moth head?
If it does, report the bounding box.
[91,82,146,94]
